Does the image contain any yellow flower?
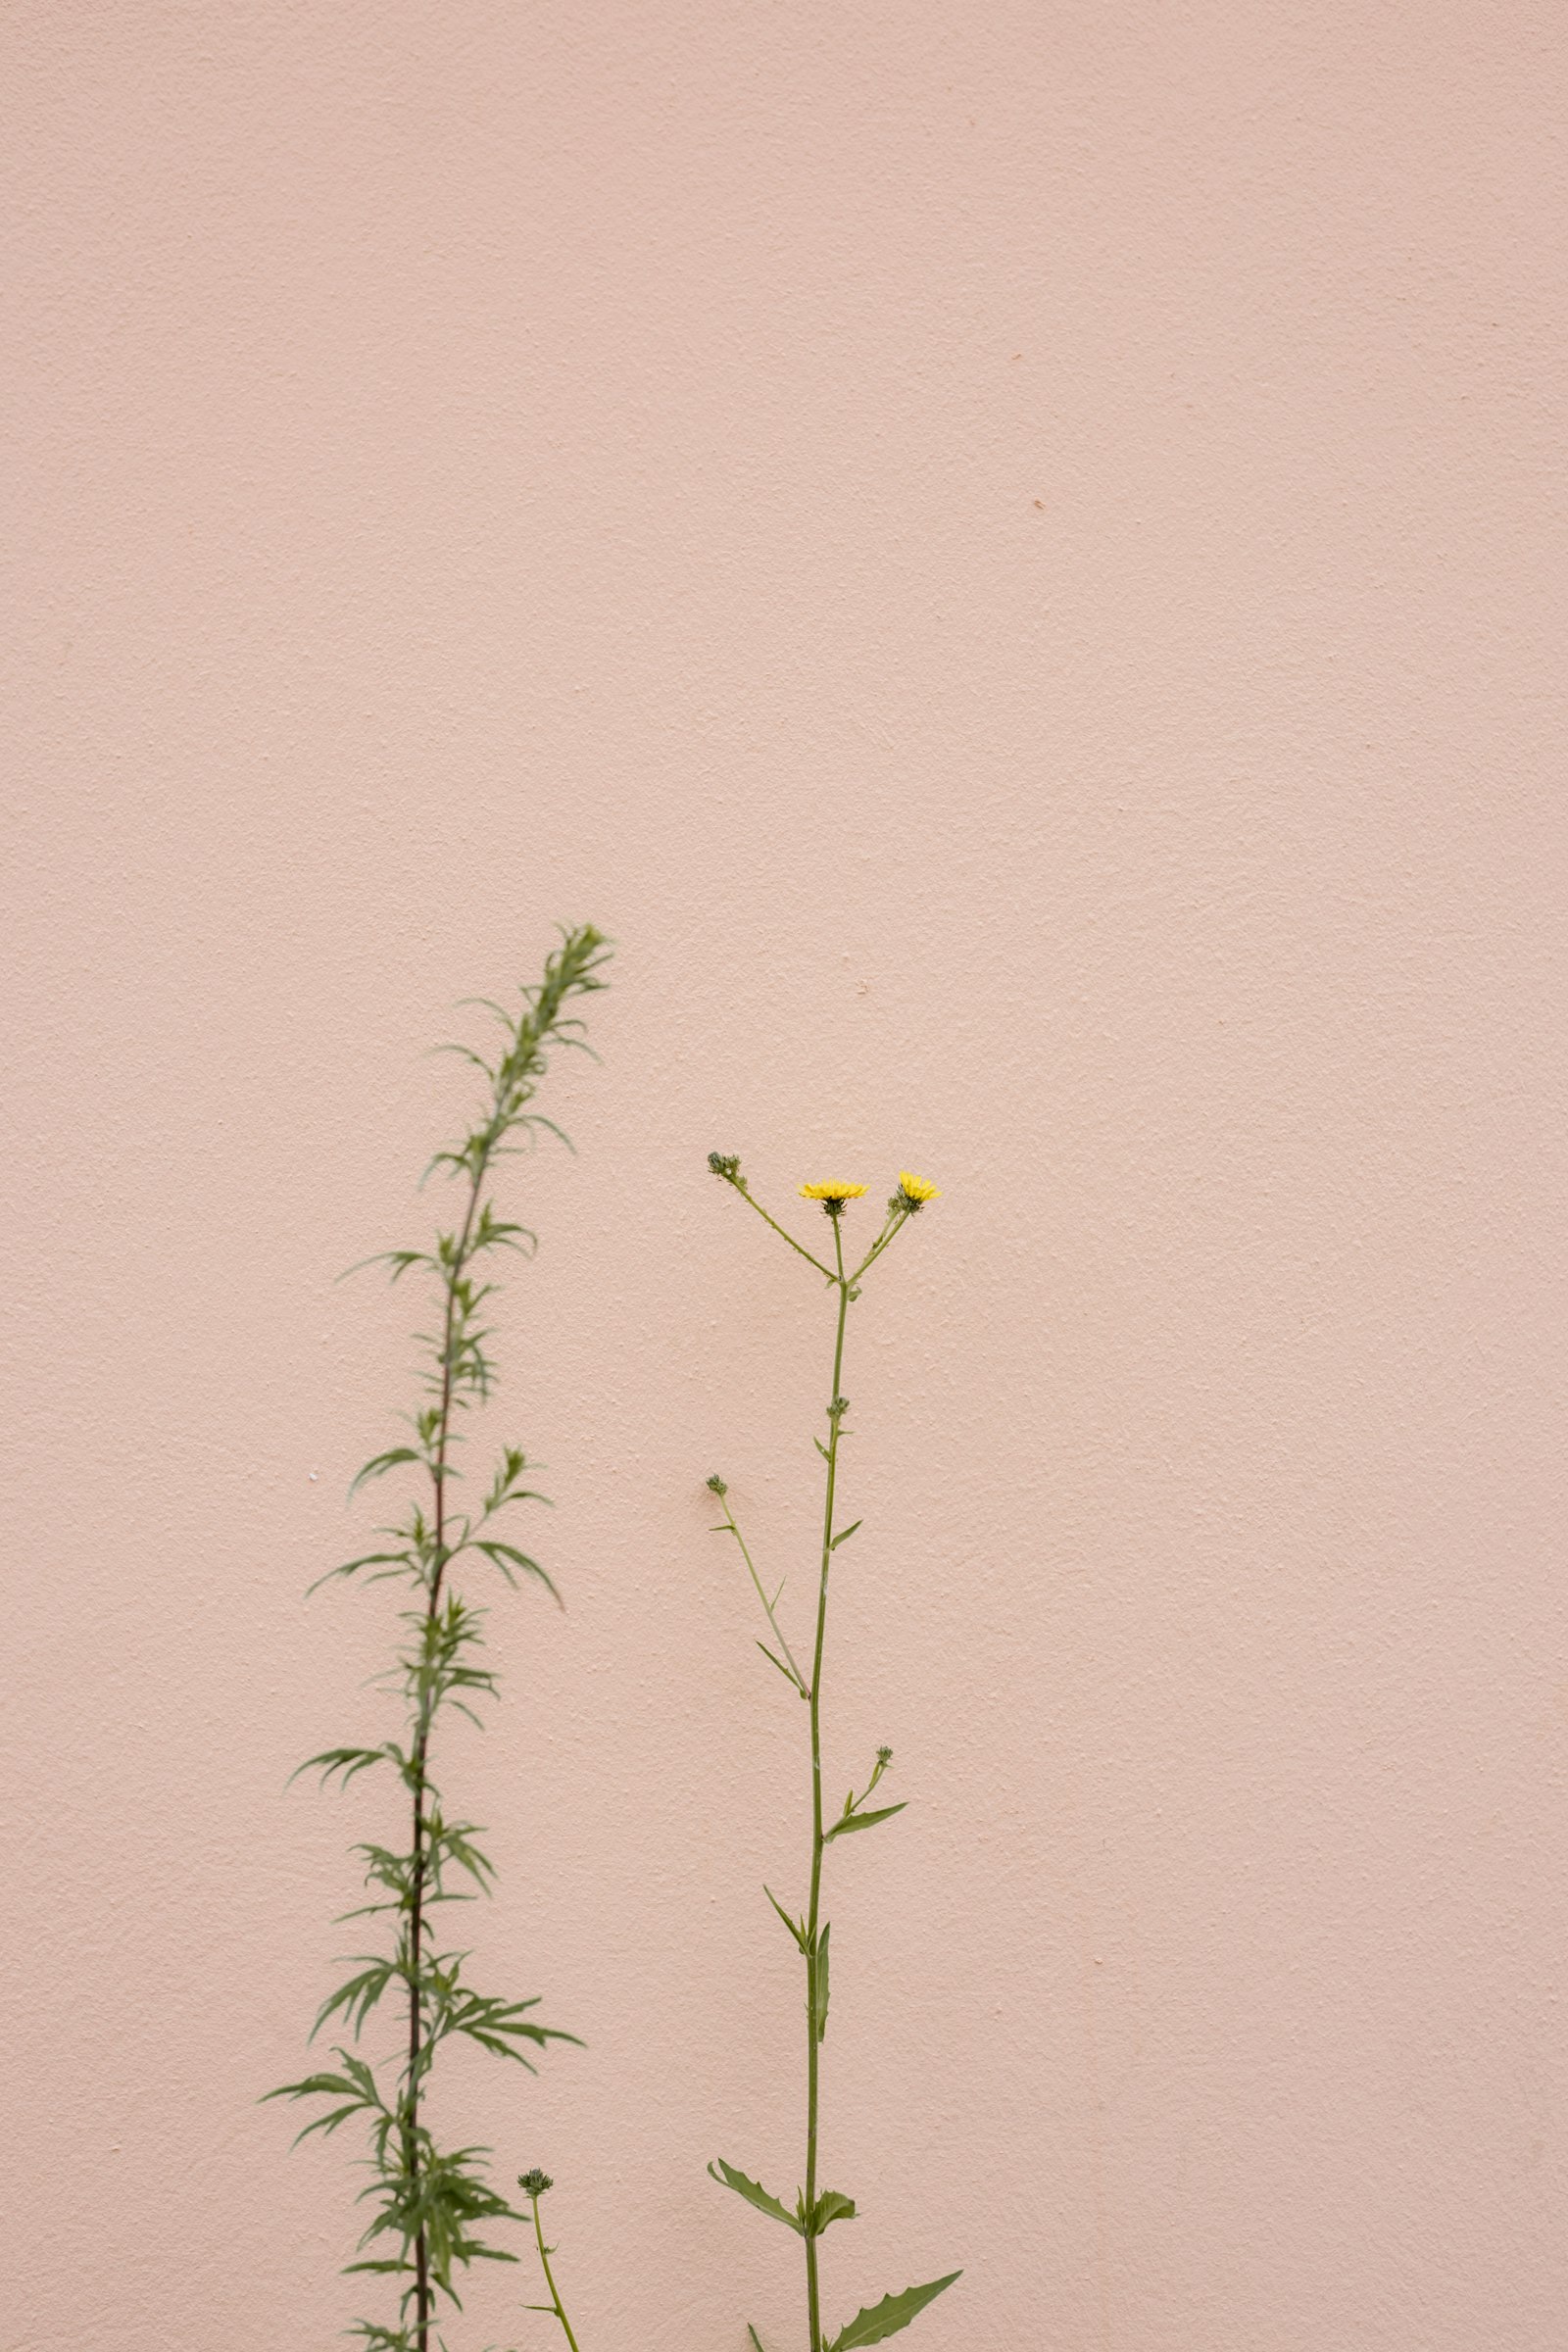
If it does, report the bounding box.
[897,1169,941,1204]
[799,1179,868,1200]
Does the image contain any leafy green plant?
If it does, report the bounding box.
[703,1160,960,2352]
[269,925,611,2352]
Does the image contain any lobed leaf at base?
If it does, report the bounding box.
[827,2269,961,2350]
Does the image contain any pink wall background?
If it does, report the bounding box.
[6,4,1566,2347]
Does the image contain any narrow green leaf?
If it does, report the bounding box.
[824,1802,907,1843]
[748,2329,767,2352]
[812,1922,830,2043]
[827,2272,961,2351]
[263,2068,365,2105]
[349,1447,423,1498]
[829,1519,862,1550]
[312,1958,398,2038]
[757,1639,803,1690]
[307,1550,419,1595]
[707,2158,804,2234]
[338,1248,434,1284]
[763,1884,808,1950]
[471,1540,561,1603]
[290,1745,395,1789]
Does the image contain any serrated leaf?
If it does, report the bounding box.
[263,2060,386,2147]
[811,2188,858,2234]
[707,2158,803,2234]
[829,1519,862,1550]
[824,1802,907,1842]
[312,1957,398,2038]
[827,2271,961,2350]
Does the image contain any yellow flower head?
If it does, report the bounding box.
[799,1180,868,1201]
[896,1169,941,1209]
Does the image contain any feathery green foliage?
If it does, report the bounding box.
[269,926,611,2352]
[704,1162,960,2352]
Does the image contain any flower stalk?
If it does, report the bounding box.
[518,2173,583,2352]
[705,1161,960,2352]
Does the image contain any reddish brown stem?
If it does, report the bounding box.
[407,1156,487,2352]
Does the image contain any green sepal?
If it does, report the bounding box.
[826,2272,961,2350]
[708,2157,804,2234]
[824,1802,906,1842]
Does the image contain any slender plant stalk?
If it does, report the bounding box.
[269,925,611,2352]
[517,2171,584,2352]
[802,1213,851,2351]
[705,1157,960,2352]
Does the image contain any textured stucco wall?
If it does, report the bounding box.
[6,5,1567,2348]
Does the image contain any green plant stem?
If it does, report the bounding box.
[528,2191,582,2352]
[804,1213,852,2352]
[848,1204,909,1287]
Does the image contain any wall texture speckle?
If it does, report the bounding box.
[6,4,1566,2347]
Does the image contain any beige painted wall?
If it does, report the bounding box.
[7,5,1566,2347]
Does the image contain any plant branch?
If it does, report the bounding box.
[709,1162,836,1281]
[709,1483,810,1698]
[522,2177,582,2352]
